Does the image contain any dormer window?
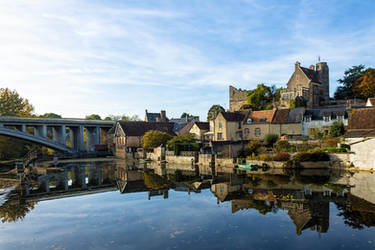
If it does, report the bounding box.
[337,115,344,121]
[305,116,311,122]
[324,116,330,122]
[260,118,266,123]
[247,118,252,124]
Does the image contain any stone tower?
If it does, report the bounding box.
[316,62,329,102]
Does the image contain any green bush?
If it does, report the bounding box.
[167,135,200,154]
[247,139,261,155]
[264,134,279,147]
[292,151,330,162]
[330,121,345,138]
[340,144,350,151]
[273,152,290,161]
[273,140,292,153]
[257,153,273,161]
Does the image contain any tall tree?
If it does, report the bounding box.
[86,114,102,120]
[207,105,225,121]
[353,68,375,99]
[0,88,34,116]
[246,84,272,110]
[334,65,366,100]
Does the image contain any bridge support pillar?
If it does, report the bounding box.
[71,166,86,188]
[0,123,3,128]
[56,170,68,191]
[88,166,102,185]
[35,125,47,138]
[16,125,26,133]
[86,126,100,152]
[69,126,85,152]
[53,125,66,145]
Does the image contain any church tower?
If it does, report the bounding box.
[316,62,329,102]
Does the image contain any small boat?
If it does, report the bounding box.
[237,163,259,171]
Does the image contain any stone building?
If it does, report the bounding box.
[280,61,330,109]
[229,86,247,111]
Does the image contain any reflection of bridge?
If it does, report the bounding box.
[0,116,114,153]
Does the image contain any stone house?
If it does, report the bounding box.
[242,110,276,140]
[345,107,375,170]
[114,121,175,158]
[213,111,247,141]
[302,108,348,137]
[270,108,304,138]
[177,121,210,141]
[280,61,329,109]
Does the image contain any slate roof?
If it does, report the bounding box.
[304,108,348,120]
[300,67,321,83]
[221,111,247,122]
[194,122,209,130]
[176,121,195,136]
[288,108,305,123]
[145,113,161,122]
[117,121,176,137]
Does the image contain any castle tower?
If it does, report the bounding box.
[316,62,329,102]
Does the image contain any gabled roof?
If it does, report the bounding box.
[221,111,247,122]
[272,109,289,124]
[176,121,195,136]
[245,110,276,124]
[194,122,209,130]
[300,67,321,83]
[117,121,175,137]
[145,113,161,122]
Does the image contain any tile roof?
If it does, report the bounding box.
[118,121,176,137]
[245,110,276,124]
[272,109,289,124]
[348,108,375,130]
[300,67,321,83]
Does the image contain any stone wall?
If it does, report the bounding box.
[245,159,285,168]
[347,137,375,170]
[229,86,247,111]
[166,155,195,165]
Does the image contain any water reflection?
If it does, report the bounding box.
[0,160,375,237]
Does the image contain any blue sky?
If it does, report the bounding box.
[0,0,374,121]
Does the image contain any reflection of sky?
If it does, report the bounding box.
[0,190,374,250]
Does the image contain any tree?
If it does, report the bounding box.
[86,114,102,120]
[353,68,375,99]
[104,114,141,121]
[207,105,225,121]
[289,97,307,108]
[40,113,62,118]
[330,121,345,138]
[245,84,282,110]
[142,130,172,149]
[334,65,366,100]
[264,134,279,147]
[180,112,190,119]
[0,88,34,116]
[167,135,200,154]
[247,139,261,155]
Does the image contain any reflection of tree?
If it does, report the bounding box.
[167,170,200,185]
[144,171,171,190]
[0,192,37,223]
[242,200,275,215]
[336,203,375,229]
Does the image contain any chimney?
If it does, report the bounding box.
[309,65,315,70]
[160,110,166,123]
[295,61,301,70]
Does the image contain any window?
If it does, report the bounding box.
[218,122,222,129]
[324,116,330,122]
[217,133,223,140]
[244,128,249,135]
[337,115,343,121]
[238,122,241,129]
[255,128,261,137]
[305,116,311,122]
[236,131,243,139]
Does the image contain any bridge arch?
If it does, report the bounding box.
[0,127,74,153]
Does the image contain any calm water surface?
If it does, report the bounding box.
[0,160,374,250]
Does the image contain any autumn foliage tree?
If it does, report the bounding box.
[0,88,34,116]
[142,130,172,149]
[353,68,375,99]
